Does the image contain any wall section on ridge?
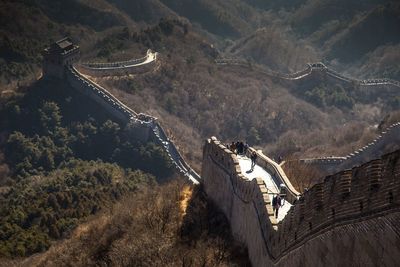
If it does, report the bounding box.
[79,50,158,77]
[298,122,400,175]
[203,137,400,266]
[202,137,277,266]
[65,66,201,182]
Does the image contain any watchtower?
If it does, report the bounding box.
[42,37,80,79]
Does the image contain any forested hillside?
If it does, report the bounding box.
[2,0,400,85]
[0,0,399,263]
[1,0,399,163]
[0,78,175,257]
[89,19,399,164]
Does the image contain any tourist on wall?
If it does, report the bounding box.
[272,194,282,219]
[230,142,236,154]
[244,142,249,155]
[250,151,257,169]
[238,141,244,155]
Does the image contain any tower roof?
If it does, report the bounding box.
[44,37,79,55]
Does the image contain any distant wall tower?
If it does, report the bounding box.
[42,37,80,79]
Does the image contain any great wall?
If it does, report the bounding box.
[216,57,400,175]
[43,38,400,266]
[202,137,400,266]
[43,38,200,183]
[215,58,400,88]
[297,122,400,175]
[79,49,158,77]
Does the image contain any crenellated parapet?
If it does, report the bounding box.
[244,147,300,203]
[79,49,158,77]
[65,65,200,183]
[66,66,138,123]
[298,122,400,174]
[281,150,399,251]
[202,137,279,265]
[40,36,200,183]
[216,58,400,88]
[203,136,400,266]
[43,37,80,79]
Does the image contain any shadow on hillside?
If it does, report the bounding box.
[181,184,251,266]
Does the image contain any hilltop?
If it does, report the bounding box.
[0,0,399,263]
[3,0,399,81]
[1,0,399,167]
[89,20,399,163]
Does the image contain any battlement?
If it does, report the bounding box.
[297,122,400,174]
[64,66,200,183]
[40,37,200,183]
[43,37,80,79]
[78,49,158,77]
[275,149,399,257]
[216,58,400,88]
[244,147,300,203]
[202,137,400,266]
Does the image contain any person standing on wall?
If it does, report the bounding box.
[236,141,240,154]
[244,142,249,155]
[238,141,244,155]
[272,194,282,219]
[250,151,257,169]
[230,142,236,153]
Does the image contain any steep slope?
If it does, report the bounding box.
[290,0,391,37]
[0,0,131,88]
[0,77,177,257]
[158,0,257,38]
[324,3,400,64]
[86,21,398,167]
[2,182,250,266]
[105,0,176,24]
[224,27,319,72]
[288,0,400,77]
[2,0,398,162]
[1,1,399,264]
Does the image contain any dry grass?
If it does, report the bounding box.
[90,23,399,172]
[282,158,324,193]
[6,179,249,267]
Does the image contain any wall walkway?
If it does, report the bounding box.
[65,66,200,183]
[216,58,400,88]
[298,122,400,174]
[79,49,157,77]
[202,137,400,266]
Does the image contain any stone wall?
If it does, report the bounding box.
[65,66,201,183]
[79,50,157,77]
[202,137,277,266]
[216,58,400,89]
[66,66,136,124]
[244,147,300,203]
[42,38,80,79]
[41,39,199,182]
[202,137,400,266]
[298,122,400,174]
